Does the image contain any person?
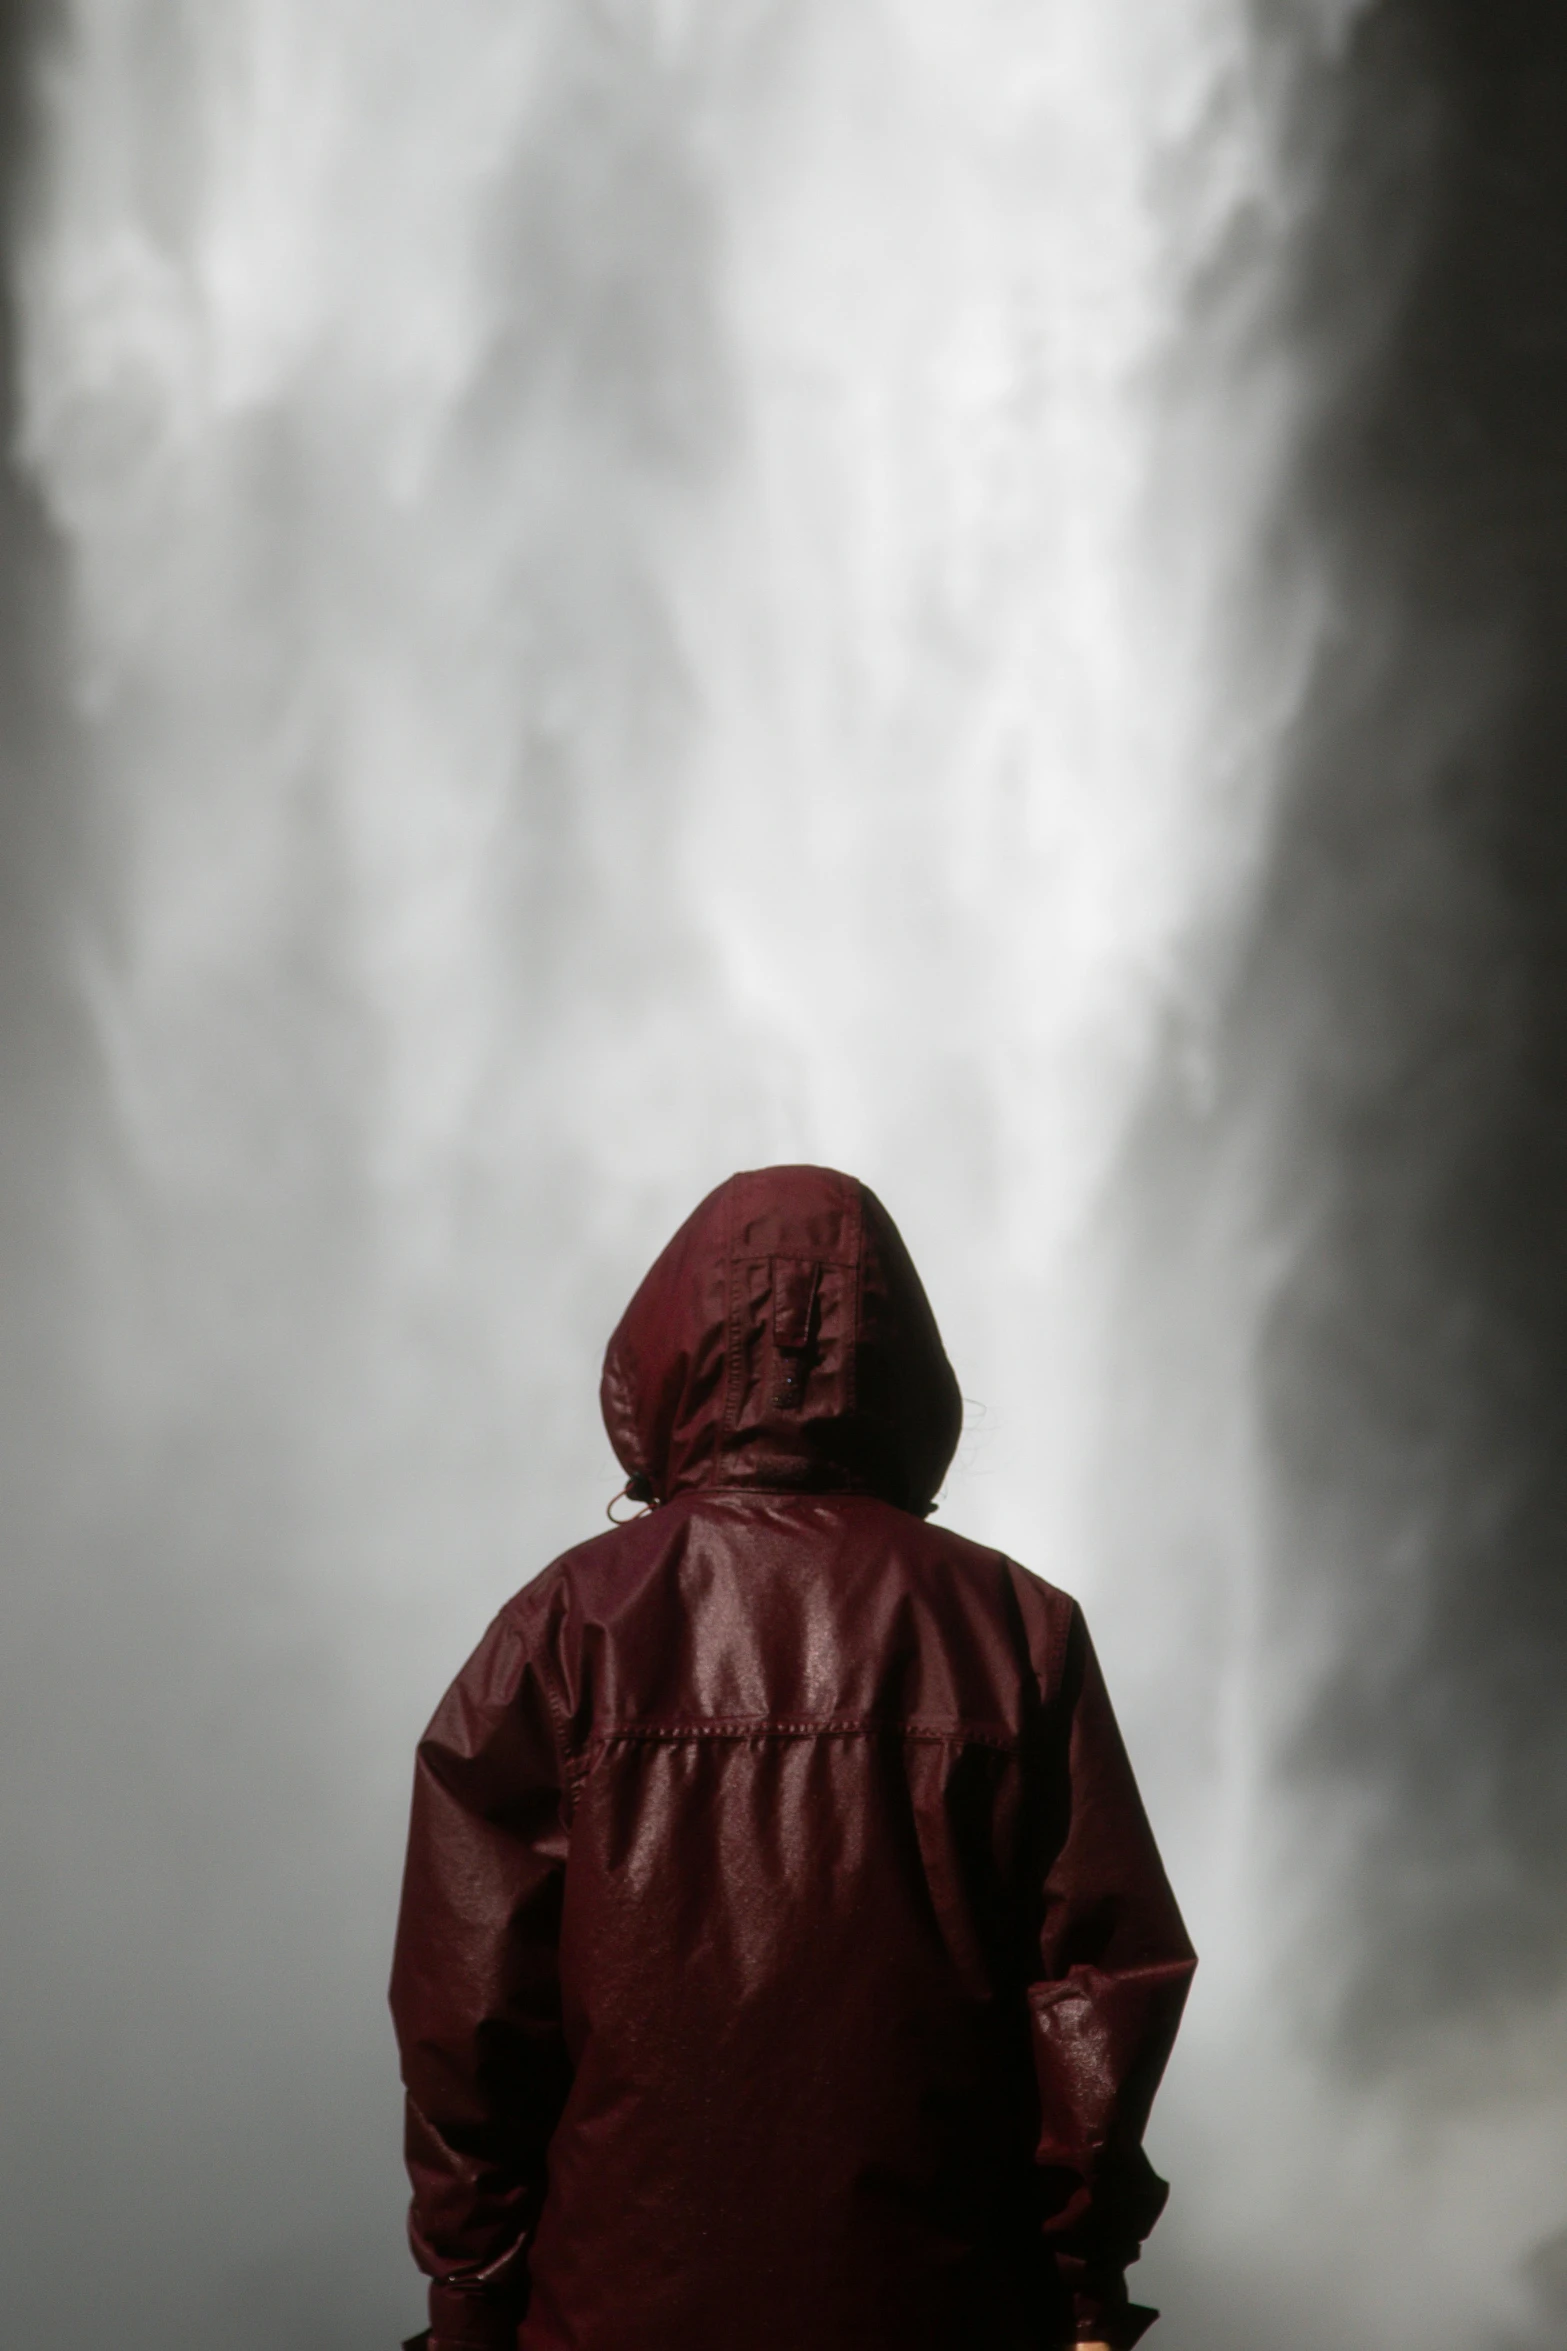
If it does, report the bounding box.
[389,1164,1195,2351]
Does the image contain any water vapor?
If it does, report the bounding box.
[4,6,1564,2351]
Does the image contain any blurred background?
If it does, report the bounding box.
[3,2,1566,2345]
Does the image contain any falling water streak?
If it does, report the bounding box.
[12,5,1559,2351]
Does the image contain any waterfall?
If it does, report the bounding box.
[5,4,1564,2348]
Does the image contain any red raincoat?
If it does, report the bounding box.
[390,1167,1194,2351]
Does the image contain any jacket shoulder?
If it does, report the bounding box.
[889,1507,1078,1699]
[937,1529,1081,1701]
[496,1512,665,1625]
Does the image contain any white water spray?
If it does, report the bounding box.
[15,6,1558,2350]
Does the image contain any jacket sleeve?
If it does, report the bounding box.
[388,1599,572,2351]
[1025,1601,1197,2350]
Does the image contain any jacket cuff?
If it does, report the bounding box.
[1071,2291,1158,2348]
[427,2280,524,2350]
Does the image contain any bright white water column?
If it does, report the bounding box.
[30,9,1517,2351]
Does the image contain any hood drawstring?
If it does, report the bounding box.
[607,1472,656,1525]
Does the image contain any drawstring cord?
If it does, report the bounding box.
[606,1472,656,1525]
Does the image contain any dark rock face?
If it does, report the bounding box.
[1239,0,1567,2056]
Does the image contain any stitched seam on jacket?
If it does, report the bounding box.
[503,1589,578,1831]
[565,1716,1019,1791]
[721,1181,744,1447]
[1043,1585,1073,1702]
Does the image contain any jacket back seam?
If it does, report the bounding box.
[565,1715,1019,1792]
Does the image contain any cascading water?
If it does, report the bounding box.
[6,5,1566,2349]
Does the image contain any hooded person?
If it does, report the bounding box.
[389,1165,1195,2351]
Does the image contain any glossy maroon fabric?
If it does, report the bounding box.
[391,1167,1194,2351]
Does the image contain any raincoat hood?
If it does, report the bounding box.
[601,1165,963,1514]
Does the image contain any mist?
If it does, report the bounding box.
[2,4,1565,2348]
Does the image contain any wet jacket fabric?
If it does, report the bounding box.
[390,1167,1195,2351]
